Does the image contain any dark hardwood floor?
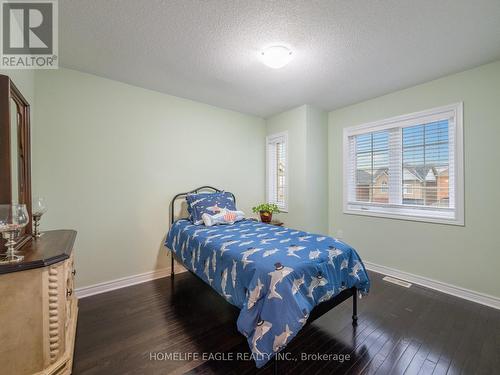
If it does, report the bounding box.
[73,271,500,375]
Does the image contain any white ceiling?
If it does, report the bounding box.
[60,0,500,117]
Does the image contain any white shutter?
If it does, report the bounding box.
[266,132,288,211]
[347,135,356,203]
[388,127,402,205]
[343,103,464,225]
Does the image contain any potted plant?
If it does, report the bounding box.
[252,203,280,223]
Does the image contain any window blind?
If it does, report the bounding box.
[267,132,288,210]
[344,103,463,225]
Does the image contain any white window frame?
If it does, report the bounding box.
[266,131,289,212]
[343,103,464,225]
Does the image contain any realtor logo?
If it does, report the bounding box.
[1,0,58,69]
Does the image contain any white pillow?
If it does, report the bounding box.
[202,209,245,226]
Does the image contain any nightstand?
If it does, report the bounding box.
[268,220,284,226]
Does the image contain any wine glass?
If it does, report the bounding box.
[0,204,30,264]
[33,196,47,216]
[32,196,47,238]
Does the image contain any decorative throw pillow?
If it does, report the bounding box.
[202,209,245,226]
[186,191,237,224]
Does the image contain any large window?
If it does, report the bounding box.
[266,132,288,211]
[343,103,463,225]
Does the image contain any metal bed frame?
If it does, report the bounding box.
[168,186,358,326]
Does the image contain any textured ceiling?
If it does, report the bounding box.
[60,0,500,117]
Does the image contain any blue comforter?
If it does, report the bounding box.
[165,219,370,367]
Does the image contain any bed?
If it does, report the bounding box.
[165,186,370,368]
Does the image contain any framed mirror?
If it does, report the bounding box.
[0,75,32,249]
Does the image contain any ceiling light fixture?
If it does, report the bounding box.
[260,45,293,69]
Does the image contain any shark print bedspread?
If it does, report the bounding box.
[165,219,370,368]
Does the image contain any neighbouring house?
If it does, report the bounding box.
[356,167,449,206]
[356,169,389,203]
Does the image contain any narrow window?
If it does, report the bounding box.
[267,132,288,211]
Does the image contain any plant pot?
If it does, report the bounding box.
[259,210,272,223]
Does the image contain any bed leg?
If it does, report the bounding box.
[171,252,174,278]
[352,288,358,326]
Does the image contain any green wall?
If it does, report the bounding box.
[5,60,499,299]
[33,68,266,288]
[305,106,329,234]
[0,69,35,104]
[266,106,308,230]
[328,60,500,298]
[266,105,328,234]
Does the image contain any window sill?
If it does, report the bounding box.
[343,206,464,226]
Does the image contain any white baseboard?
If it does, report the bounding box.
[76,261,500,310]
[364,261,500,310]
[75,268,172,299]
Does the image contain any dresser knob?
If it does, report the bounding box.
[66,289,73,297]
[71,269,76,276]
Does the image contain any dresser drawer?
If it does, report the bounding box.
[0,231,78,375]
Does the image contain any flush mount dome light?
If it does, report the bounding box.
[260,45,293,69]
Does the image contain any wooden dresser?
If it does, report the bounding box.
[0,230,78,375]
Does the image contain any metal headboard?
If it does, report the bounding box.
[169,186,236,225]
